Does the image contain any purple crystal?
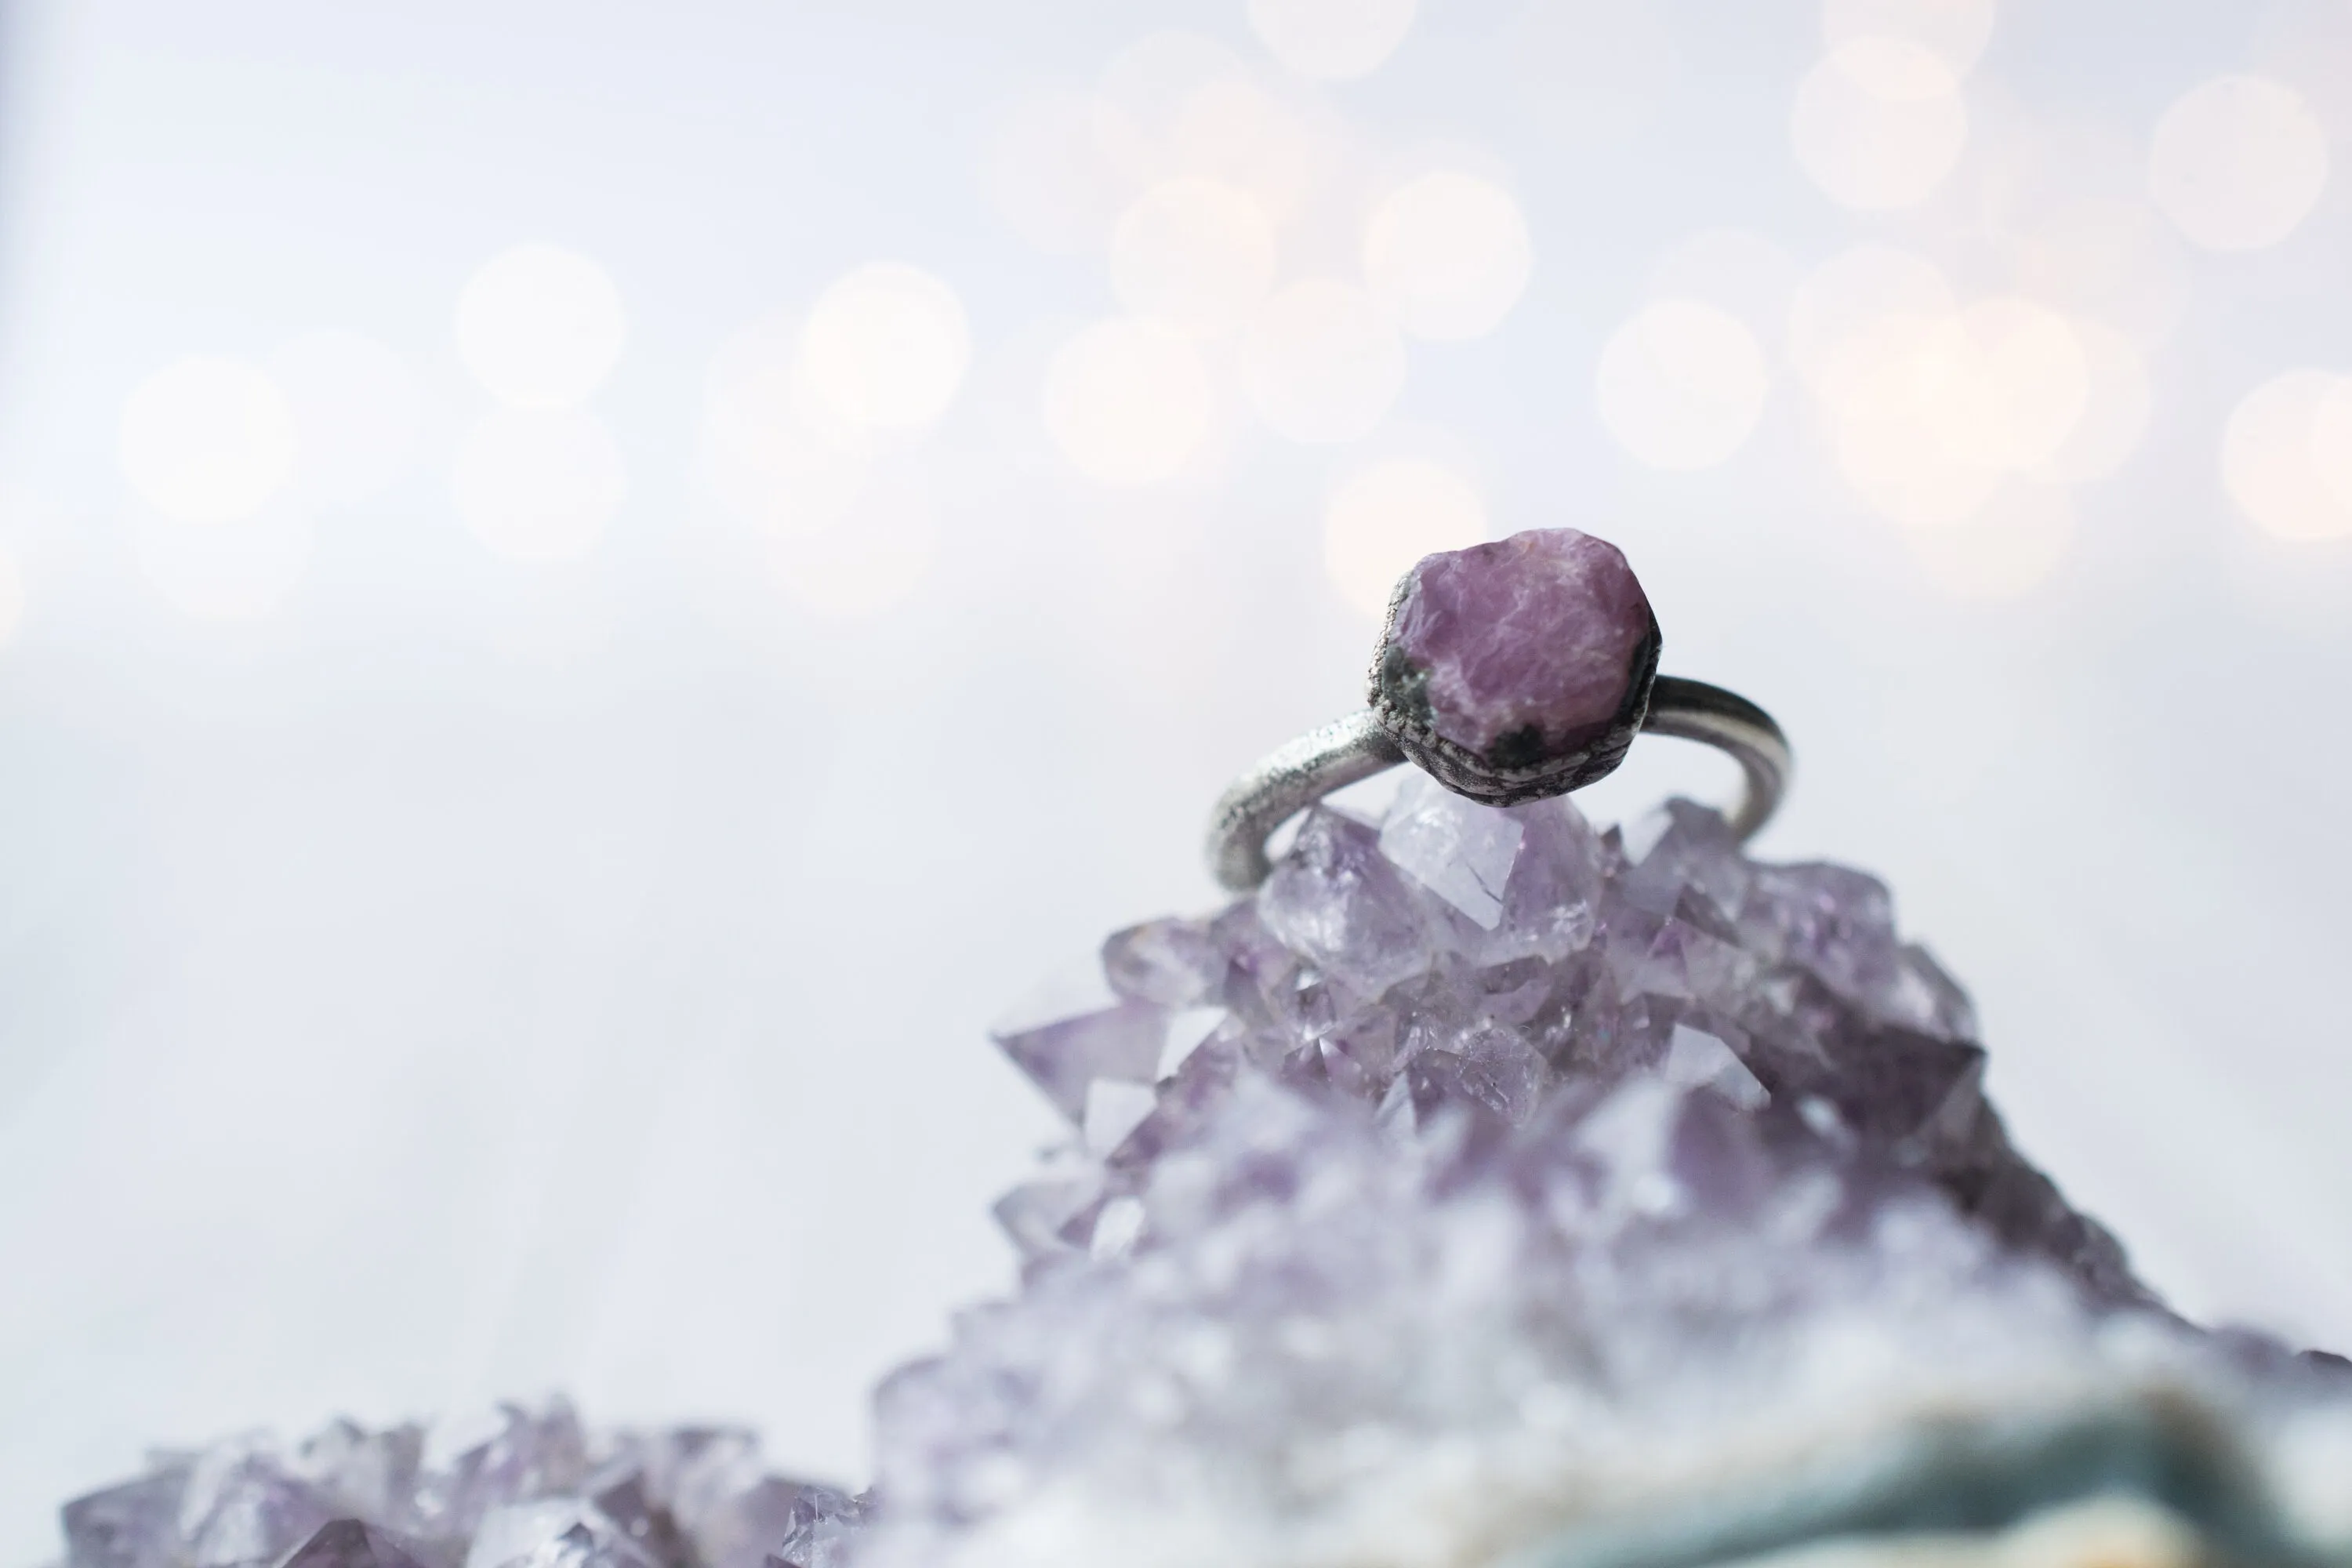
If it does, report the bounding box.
[764,1488,863,1568]
[1383,528,1656,758]
[990,1166,1105,1264]
[62,1468,189,1568]
[583,1472,691,1568]
[180,1443,337,1568]
[989,967,1167,1123]
[281,1520,449,1568]
[1257,808,1429,995]
[680,1475,816,1568]
[46,774,2352,1568]
[57,1411,855,1568]
[415,1402,588,1542]
[607,1428,835,1568]
[1099,919,1223,1008]
[296,1421,426,1528]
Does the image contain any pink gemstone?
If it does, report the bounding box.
[1384,528,1656,762]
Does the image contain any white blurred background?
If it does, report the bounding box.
[2,0,2350,1555]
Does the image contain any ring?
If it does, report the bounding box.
[1207,528,1791,891]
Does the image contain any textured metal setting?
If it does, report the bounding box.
[1205,677,1790,893]
[1206,711,1406,893]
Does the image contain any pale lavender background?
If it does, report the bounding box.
[2,1,2350,1562]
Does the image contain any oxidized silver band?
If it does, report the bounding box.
[1206,677,1789,892]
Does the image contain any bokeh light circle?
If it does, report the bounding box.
[1363,172,1534,342]
[1247,0,1417,81]
[1833,390,2005,529]
[797,263,972,438]
[2010,197,2189,350]
[455,244,626,409]
[1043,318,1215,485]
[452,408,627,561]
[1109,178,1278,337]
[120,357,298,524]
[1323,456,1486,618]
[2147,75,2329,253]
[1791,38,1968,212]
[1818,297,2087,526]
[1595,300,1771,471]
[2222,371,2352,541]
[1240,279,1407,444]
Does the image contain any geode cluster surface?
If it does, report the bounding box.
[57,783,2352,1568]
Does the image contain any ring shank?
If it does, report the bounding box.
[1639,677,1788,843]
[1205,677,1788,891]
[1206,712,1404,893]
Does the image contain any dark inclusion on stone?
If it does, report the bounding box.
[59,792,2352,1568]
[1373,528,1662,805]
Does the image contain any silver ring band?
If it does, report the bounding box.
[1206,677,1789,892]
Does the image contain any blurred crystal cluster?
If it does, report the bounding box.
[62,1404,865,1568]
[71,784,2352,1568]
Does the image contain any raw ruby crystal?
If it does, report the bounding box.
[1378,527,1657,767]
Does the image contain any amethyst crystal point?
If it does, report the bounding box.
[464,1501,657,1568]
[1373,527,1661,805]
[988,963,1167,1123]
[583,1472,691,1568]
[1258,806,1432,994]
[765,1488,864,1568]
[281,1520,448,1568]
[416,1400,590,1542]
[677,1473,818,1568]
[179,1441,338,1568]
[296,1421,426,1527]
[62,1468,190,1568]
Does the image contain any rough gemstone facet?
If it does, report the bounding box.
[764,1488,863,1568]
[280,1519,448,1568]
[179,1443,337,1568]
[415,1402,590,1544]
[63,1468,191,1568]
[1377,527,1657,767]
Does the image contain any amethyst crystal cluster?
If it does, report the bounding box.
[60,783,2352,1568]
[868,782,2352,1566]
[60,1405,863,1568]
